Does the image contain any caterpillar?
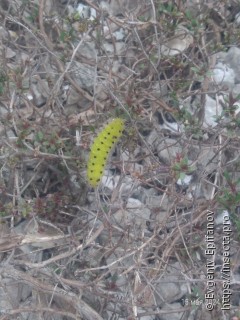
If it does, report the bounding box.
[87,118,125,187]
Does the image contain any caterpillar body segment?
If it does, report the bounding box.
[87,118,125,187]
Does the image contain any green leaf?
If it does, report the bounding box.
[36,131,44,141]
[179,172,186,181]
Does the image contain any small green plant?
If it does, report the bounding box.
[157,2,181,19]
[175,107,203,138]
[34,131,64,153]
[172,153,195,180]
[18,199,33,218]
[221,92,240,117]
[16,121,32,148]
[138,15,149,22]
[34,192,69,221]
[0,69,8,95]
[190,65,212,82]
[60,28,76,43]
[184,9,200,30]
[0,202,18,218]
[217,171,240,211]
[26,2,39,23]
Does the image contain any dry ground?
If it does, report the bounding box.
[0,1,240,319]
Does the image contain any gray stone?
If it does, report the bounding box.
[224,47,240,83]
[68,61,95,90]
[113,198,150,229]
[159,303,185,320]
[212,62,235,89]
[204,94,223,128]
[154,262,189,306]
[147,133,182,165]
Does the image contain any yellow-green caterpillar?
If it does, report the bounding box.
[87,118,125,187]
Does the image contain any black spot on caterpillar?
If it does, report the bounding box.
[87,118,125,187]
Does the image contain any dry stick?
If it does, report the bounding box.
[5,6,147,114]
[161,206,215,264]
[132,25,159,76]
[0,307,76,320]
[149,0,161,65]
[13,223,104,268]
[0,266,103,320]
[37,0,103,111]
[175,210,195,266]
[74,233,156,275]
[137,305,192,317]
